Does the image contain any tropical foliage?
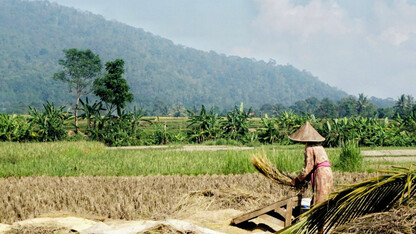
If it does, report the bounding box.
[28,101,70,142]
[0,114,32,141]
[187,105,220,143]
[88,108,150,146]
[2,102,416,147]
[78,97,104,131]
[221,103,252,141]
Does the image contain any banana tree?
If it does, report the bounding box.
[221,103,252,141]
[258,114,279,144]
[28,101,71,141]
[187,105,220,143]
[0,114,32,141]
[79,97,105,131]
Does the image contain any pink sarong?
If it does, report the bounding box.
[311,161,331,187]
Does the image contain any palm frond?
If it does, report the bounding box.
[279,166,416,234]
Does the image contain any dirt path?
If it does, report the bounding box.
[361,149,416,162]
[364,156,416,162]
[361,149,416,156]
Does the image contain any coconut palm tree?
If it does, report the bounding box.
[394,94,415,118]
[278,166,416,233]
[356,93,369,116]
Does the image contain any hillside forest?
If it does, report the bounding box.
[0,0,350,114]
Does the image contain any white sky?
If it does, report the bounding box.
[50,0,416,99]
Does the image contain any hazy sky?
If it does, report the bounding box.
[49,0,416,99]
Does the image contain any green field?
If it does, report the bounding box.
[1,141,414,177]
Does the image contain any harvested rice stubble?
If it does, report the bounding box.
[0,173,375,224]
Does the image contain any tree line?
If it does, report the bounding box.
[258,94,413,120]
[1,47,415,147]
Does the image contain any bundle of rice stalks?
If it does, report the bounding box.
[250,153,306,190]
[278,165,416,234]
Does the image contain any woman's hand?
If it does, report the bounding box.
[291,177,297,187]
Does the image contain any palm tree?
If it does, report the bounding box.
[394,94,415,118]
[279,166,416,233]
[356,93,369,116]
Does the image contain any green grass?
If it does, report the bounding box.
[0,141,414,177]
[335,141,362,172]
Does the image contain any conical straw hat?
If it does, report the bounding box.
[288,122,325,142]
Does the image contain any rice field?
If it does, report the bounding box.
[1,140,415,233]
[0,172,375,224]
[0,141,414,177]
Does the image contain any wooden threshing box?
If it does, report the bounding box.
[231,194,303,228]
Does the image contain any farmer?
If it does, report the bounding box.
[289,122,333,206]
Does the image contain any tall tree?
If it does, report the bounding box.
[315,98,337,118]
[53,48,102,132]
[338,96,358,117]
[260,103,274,117]
[152,100,169,116]
[304,97,320,114]
[291,97,319,115]
[93,59,133,116]
[272,103,286,116]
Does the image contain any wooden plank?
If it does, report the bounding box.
[232,202,283,224]
[285,199,294,227]
[274,207,286,218]
[258,214,285,227]
[231,196,293,225]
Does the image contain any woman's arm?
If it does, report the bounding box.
[297,147,314,182]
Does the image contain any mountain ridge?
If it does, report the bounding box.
[0,0,348,113]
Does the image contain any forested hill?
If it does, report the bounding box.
[0,0,347,113]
